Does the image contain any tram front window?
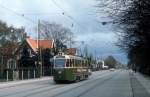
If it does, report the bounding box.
[55,59,65,68]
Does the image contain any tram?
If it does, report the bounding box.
[53,52,91,83]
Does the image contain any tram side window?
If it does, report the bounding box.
[85,60,87,67]
[75,60,77,67]
[83,60,85,67]
[69,59,72,67]
[80,60,83,67]
[71,59,73,67]
[75,60,78,67]
[70,59,72,67]
[87,60,89,67]
[66,59,69,67]
[82,60,84,67]
[81,60,83,67]
[76,60,78,67]
[71,59,74,67]
[74,59,75,67]
[80,60,82,67]
[73,59,75,67]
[79,60,81,67]
[78,60,80,67]
[77,60,79,67]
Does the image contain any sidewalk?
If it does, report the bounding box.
[0,70,109,89]
[0,76,52,88]
[135,72,150,94]
[130,71,150,97]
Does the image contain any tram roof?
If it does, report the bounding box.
[54,54,84,60]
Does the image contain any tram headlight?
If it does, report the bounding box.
[58,71,62,74]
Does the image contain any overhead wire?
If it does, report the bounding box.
[0,1,94,33]
[0,1,121,60]
[51,0,86,30]
[0,4,36,24]
[51,0,123,60]
[18,12,62,16]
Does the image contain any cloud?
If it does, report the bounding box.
[0,0,127,64]
[76,31,117,42]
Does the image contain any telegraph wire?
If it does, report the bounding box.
[0,1,88,32]
[0,4,48,38]
[19,12,62,15]
[51,0,86,30]
[0,4,36,24]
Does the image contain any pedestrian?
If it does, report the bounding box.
[134,67,136,73]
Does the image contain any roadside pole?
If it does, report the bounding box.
[6,70,8,81]
[37,19,43,77]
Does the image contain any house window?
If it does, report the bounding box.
[7,59,16,69]
[0,56,3,64]
[28,49,32,56]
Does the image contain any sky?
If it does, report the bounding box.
[0,0,128,64]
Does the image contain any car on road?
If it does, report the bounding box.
[109,68,115,71]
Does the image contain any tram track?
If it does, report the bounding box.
[0,70,115,97]
[76,71,121,97]
[22,85,66,97]
[0,84,66,97]
[0,70,104,90]
[50,70,121,97]
[22,70,112,97]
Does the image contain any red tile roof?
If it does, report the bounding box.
[26,38,54,52]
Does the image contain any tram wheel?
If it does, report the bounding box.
[75,76,80,82]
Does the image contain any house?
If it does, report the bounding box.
[2,37,79,80]
[7,37,54,76]
[0,45,17,78]
[65,48,77,55]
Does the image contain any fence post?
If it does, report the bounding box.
[28,70,30,79]
[12,70,14,81]
[6,70,8,81]
[50,67,52,76]
[22,70,23,80]
[34,70,35,78]
[51,66,53,76]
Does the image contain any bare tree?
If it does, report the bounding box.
[96,0,150,75]
[39,21,74,53]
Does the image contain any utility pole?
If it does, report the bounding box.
[69,33,72,48]
[36,20,39,55]
[37,20,43,77]
[94,50,97,64]
[39,20,43,77]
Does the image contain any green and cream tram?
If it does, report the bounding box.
[53,53,91,83]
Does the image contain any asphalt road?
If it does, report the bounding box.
[0,70,133,97]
